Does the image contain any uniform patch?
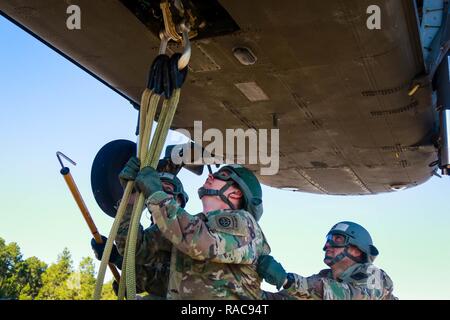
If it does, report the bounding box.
[206,211,248,236]
[333,223,349,232]
[218,216,232,228]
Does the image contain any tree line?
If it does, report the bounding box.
[0,236,115,300]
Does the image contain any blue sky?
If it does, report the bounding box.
[1,15,450,299]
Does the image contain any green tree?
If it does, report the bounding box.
[1,237,119,300]
[73,257,96,300]
[74,257,120,300]
[0,237,48,299]
[101,280,119,300]
[17,256,47,300]
[0,237,22,298]
[36,247,74,300]
[35,249,119,300]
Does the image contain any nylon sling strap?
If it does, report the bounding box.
[93,3,192,300]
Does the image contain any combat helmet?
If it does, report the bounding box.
[198,164,263,221]
[158,171,189,208]
[323,221,379,265]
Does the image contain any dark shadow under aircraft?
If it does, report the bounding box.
[2,0,450,195]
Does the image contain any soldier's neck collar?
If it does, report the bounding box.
[337,263,364,282]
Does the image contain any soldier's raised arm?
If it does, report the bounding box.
[257,255,314,300]
[135,164,269,264]
[148,191,265,263]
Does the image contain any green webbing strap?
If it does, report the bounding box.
[93,88,157,300]
[117,194,141,300]
[94,1,189,299]
[125,89,181,300]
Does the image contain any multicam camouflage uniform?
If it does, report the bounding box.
[115,205,172,299]
[262,263,397,300]
[143,190,271,300]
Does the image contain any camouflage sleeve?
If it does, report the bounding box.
[273,273,316,300]
[115,202,172,265]
[146,191,259,264]
[321,280,386,300]
[264,268,398,300]
[261,290,298,300]
[382,272,398,300]
[262,271,328,300]
[321,268,397,300]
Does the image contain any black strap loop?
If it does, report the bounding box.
[147,53,189,99]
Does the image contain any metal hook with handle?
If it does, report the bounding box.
[56,151,121,283]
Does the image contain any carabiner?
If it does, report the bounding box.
[177,22,191,70]
[159,1,192,70]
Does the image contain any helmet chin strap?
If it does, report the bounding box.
[198,181,236,210]
[326,247,360,266]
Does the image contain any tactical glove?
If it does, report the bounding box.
[119,156,140,189]
[257,255,287,290]
[90,235,123,269]
[135,166,163,198]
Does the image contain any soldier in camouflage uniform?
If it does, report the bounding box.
[120,161,270,299]
[91,158,189,299]
[258,221,397,300]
